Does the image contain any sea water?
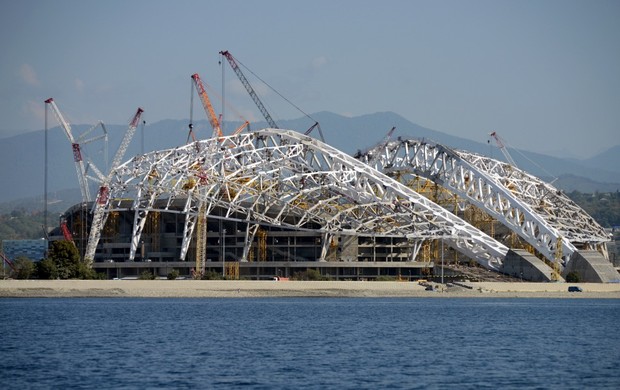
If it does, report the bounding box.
[1,298,619,389]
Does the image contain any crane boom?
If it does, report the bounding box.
[489,131,518,167]
[110,108,144,170]
[45,98,92,202]
[220,50,279,129]
[60,219,75,245]
[1,251,16,272]
[84,107,144,264]
[191,73,223,138]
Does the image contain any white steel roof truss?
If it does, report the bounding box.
[85,130,507,268]
[362,139,610,265]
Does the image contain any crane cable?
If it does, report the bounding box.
[227,53,324,141]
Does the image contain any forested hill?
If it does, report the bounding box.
[566,190,620,228]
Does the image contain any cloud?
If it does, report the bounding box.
[23,99,46,125]
[312,56,328,69]
[75,78,85,92]
[19,64,40,86]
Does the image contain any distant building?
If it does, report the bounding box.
[2,239,48,261]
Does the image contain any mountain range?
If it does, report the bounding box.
[0,111,618,205]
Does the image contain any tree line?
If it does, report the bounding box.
[2,240,104,280]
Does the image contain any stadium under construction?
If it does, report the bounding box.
[42,54,618,283]
[53,128,618,283]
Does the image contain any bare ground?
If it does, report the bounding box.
[1,280,619,298]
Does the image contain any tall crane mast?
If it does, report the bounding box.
[84,107,144,264]
[191,73,223,138]
[219,50,279,129]
[489,131,518,167]
[44,98,92,202]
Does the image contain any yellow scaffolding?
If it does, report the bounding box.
[226,262,240,280]
[194,205,207,278]
[257,229,267,262]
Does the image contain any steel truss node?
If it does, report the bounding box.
[359,138,610,267]
[85,129,508,270]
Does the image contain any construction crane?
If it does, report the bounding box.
[60,219,75,244]
[220,50,325,142]
[303,121,326,142]
[220,50,279,129]
[44,98,108,203]
[1,251,16,274]
[191,73,224,138]
[60,218,79,249]
[190,72,239,276]
[489,131,517,167]
[84,107,144,264]
[109,108,144,172]
[354,127,396,160]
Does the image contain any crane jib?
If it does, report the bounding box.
[72,143,82,162]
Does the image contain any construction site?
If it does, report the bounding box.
[28,51,620,283]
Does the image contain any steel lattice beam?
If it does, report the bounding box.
[85,129,509,269]
[359,138,610,266]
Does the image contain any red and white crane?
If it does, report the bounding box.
[1,251,16,273]
[45,98,109,202]
[60,218,75,245]
[84,107,144,264]
[489,131,517,167]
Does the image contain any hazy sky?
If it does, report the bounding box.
[1,0,619,158]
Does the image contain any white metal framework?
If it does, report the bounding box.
[359,138,610,267]
[84,129,509,269]
[84,108,144,263]
[45,98,108,202]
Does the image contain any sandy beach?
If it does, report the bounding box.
[1,279,620,298]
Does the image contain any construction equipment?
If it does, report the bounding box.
[60,219,75,244]
[1,252,16,273]
[44,98,108,202]
[233,120,250,136]
[191,73,223,138]
[220,50,326,142]
[303,121,326,142]
[220,50,279,129]
[189,73,228,274]
[489,131,517,167]
[109,108,145,173]
[354,127,395,159]
[84,107,144,264]
[192,202,207,278]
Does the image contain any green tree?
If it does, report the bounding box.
[139,270,156,280]
[201,270,224,280]
[46,240,82,279]
[13,256,35,279]
[74,261,101,280]
[292,269,326,281]
[36,258,58,279]
[167,269,179,280]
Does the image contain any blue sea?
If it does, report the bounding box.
[1,298,619,389]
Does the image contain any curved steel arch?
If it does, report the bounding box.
[359,138,610,266]
[85,129,508,269]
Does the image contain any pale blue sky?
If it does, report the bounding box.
[1,0,619,158]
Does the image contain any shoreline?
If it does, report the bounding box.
[1,280,620,298]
